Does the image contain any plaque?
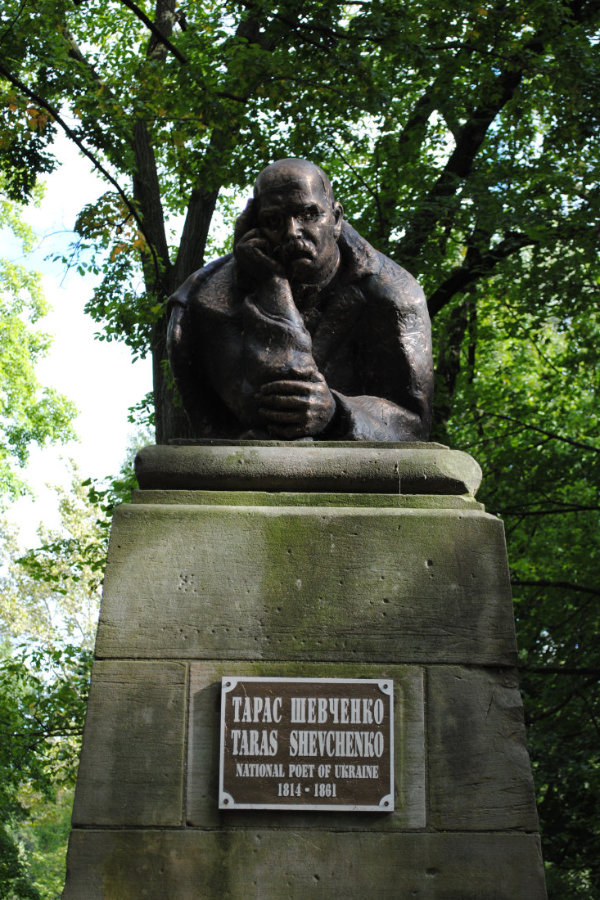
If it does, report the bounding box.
[219,676,394,811]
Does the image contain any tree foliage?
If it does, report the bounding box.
[0,474,103,897]
[0,442,148,897]
[0,181,77,501]
[1,469,107,649]
[438,283,600,895]
[1,1,599,894]
[0,644,91,899]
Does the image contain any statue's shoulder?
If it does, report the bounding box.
[169,254,236,314]
[339,223,425,311]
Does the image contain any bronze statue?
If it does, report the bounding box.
[167,159,433,441]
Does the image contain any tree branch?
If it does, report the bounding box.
[476,409,600,454]
[433,295,474,432]
[131,0,183,290]
[118,0,187,64]
[74,0,186,62]
[394,0,600,268]
[428,230,536,318]
[62,25,104,82]
[497,504,600,517]
[173,185,219,284]
[511,578,600,597]
[236,0,353,50]
[132,118,171,286]
[0,0,28,46]
[364,89,444,254]
[524,677,599,723]
[56,25,129,165]
[521,666,600,675]
[0,60,166,292]
[395,65,526,265]
[328,141,383,226]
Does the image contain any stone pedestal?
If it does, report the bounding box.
[64,442,546,899]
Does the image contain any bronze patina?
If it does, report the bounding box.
[168,159,433,441]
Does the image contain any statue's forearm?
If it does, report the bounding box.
[328,391,429,442]
[252,274,308,332]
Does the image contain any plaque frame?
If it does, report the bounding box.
[219,676,394,812]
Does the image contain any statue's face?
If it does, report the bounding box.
[256,168,342,284]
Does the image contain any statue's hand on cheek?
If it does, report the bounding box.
[257,372,336,439]
[234,227,285,283]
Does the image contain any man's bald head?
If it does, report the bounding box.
[254,158,336,206]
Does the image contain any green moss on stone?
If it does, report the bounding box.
[131,489,482,510]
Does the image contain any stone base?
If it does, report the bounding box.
[64,444,546,899]
[66,831,544,899]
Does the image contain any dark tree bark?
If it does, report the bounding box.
[139,7,292,441]
[432,293,474,440]
[427,231,535,319]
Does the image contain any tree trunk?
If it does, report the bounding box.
[152,315,193,443]
[431,294,474,441]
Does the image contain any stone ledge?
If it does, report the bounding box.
[135,442,482,496]
[131,489,483,509]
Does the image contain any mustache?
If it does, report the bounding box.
[277,239,316,261]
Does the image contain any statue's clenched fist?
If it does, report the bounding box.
[258,371,336,439]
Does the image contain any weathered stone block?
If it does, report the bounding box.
[64,829,546,900]
[72,661,186,826]
[186,660,425,830]
[428,666,539,830]
[96,504,516,665]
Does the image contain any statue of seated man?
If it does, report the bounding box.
[167,158,433,441]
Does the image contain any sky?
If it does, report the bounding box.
[3,135,153,545]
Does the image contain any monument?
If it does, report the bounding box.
[63,160,546,898]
